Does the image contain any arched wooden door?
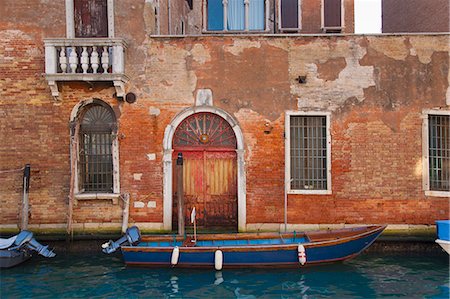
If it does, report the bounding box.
[172,112,237,231]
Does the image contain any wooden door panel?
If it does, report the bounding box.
[173,150,237,230]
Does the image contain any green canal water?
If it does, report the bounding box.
[1,251,449,298]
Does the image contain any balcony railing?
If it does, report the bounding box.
[44,38,128,100]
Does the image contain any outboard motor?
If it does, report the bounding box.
[9,231,56,257]
[102,226,141,254]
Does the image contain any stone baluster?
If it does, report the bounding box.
[69,46,78,73]
[81,46,89,74]
[91,46,99,74]
[101,46,109,74]
[59,46,68,73]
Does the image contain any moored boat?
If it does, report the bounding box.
[103,225,386,269]
[0,230,56,268]
[435,220,450,254]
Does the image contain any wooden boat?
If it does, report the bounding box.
[103,225,386,269]
[0,230,55,268]
[436,220,450,254]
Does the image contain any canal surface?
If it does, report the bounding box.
[1,251,449,298]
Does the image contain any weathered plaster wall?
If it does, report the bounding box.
[0,1,448,233]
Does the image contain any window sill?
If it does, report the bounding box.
[288,190,332,195]
[425,191,450,198]
[75,193,121,204]
[202,29,270,34]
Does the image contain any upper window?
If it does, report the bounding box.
[278,0,302,31]
[423,112,449,196]
[74,0,108,38]
[66,0,114,38]
[322,0,343,32]
[286,112,331,194]
[78,103,117,193]
[206,0,267,32]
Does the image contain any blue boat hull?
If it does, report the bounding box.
[121,226,385,268]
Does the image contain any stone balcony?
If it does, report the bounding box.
[44,38,128,100]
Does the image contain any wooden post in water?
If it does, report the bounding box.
[176,153,185,236]
[20,164,31,230]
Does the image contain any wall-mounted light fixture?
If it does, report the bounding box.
[126,92,137,104]
[264,122,273,134]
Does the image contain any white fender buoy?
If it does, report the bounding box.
[298,244,306,265]
[171,246,180,266]
[215,250,223,270]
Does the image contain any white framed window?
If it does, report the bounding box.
[422,109,450,197]
[70,100,120,201]
[285,111,332,194]
[203,0,269,32]
[66,0,115,38]
[321,0,344,33]
[278,0,302,32]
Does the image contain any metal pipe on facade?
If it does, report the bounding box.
[168,0,172,35]
[21,164,31,230]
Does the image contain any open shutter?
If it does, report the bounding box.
[323,0,342,28]
[280,0,299,30]
[74,0,108,38]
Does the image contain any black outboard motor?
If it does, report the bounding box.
[102,226,141,254]
[10,231,56,257]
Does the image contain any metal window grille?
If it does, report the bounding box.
[290,116,327,190]
[428,115,450,192]
[79,105,115,193]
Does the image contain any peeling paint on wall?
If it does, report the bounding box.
[290,39,375,111]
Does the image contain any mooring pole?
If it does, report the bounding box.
[21,164,31,230]
[176,153,185,236]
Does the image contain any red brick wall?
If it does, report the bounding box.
[0,0,448,232]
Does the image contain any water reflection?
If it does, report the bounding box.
[1,252,448,298]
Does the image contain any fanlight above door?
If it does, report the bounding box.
[173,113,237,149]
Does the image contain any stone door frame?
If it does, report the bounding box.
[162,106,246,232]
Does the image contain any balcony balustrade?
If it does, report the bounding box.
[44,38,128,100]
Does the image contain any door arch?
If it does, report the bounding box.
[173,112,237,231]
[162,106,246,232]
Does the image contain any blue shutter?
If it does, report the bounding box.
[207,0,224,31]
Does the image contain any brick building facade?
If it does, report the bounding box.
[0,0,449,234]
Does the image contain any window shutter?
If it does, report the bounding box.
[74,0,108,38]
[323,0,341,28]
[281,0,299,29]
[207,0,224,30]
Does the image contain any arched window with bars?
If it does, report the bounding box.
[71,100,119,196]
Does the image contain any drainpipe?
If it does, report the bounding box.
[121,193,130,233]
[284,178,292,232]
[168,0,172,35]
